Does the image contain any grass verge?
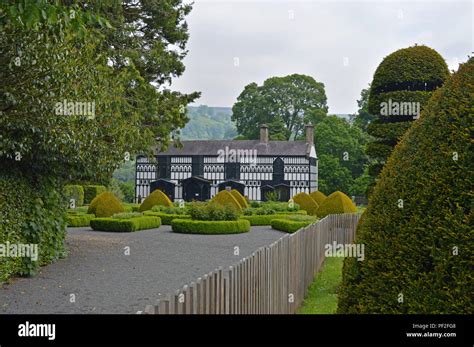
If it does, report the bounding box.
[297,257,344,314]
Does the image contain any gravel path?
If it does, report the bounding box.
[0,225,284,314]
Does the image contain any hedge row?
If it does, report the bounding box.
[90,216,161,232]
[143,211,191,225]
[123,203,141,212]
[240,214,305,226]
[171,219,250,235]
[271,219,313,233]
[66,213,95,227]
[63,185,84,207]
[84,185,107,204]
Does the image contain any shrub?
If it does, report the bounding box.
[240,214,303,226]
[83,185,107,204]
[211,190,243,211]
[316,191,356,218]
[309,191,327,206]
[250,201,261,208]
[0,167,67,282]
[67,214,95,227]
[68,206,89,214]
[143,211,191,225]
[338,58,473,314]
[90,216,161,232]
[139,189,173,212]
[366,45,449,184]
[63,185,84,207]
[188,202,240,221]
[292,192,319,216]
[123,203,141,212]
[87,192,125,218]
[230,189,249,209]
[171,219,250,235]
[151,205,188,215]
[112,212,143,219]
[271,219,313,233]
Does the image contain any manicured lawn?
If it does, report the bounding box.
[298,257,344,314]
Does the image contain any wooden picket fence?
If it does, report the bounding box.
[141,213,360,314]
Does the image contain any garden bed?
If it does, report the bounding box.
[240,212,306,226]
[171,219,250,235]
[143,211,191,225]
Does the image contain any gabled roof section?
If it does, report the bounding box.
[155,140,310,156]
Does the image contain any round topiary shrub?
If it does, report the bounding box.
[211,190,243,211]
[316,191,356,218]
[309,190,327,206]
[138,189,173,212]
[338,58,473,314]
[230,189,249,209]
[87,192,124,217]
[292,192,319,216]
[366,45,450,186]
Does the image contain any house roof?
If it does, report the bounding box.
[155,140,312,157]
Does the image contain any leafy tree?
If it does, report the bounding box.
[351,86,376,131]
[232,74,328,140]
[317,154,353,195]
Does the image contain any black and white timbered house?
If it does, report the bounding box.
[135,124,318,202]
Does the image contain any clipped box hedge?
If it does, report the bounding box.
[171,219,250,235]
[90,216,161,232]
[240,214,305,226]
[271,219,313,233]
[67,213,95,227]
[123,203,141,212]
[143,211,191,225]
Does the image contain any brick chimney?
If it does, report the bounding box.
[305,122,314,145]
[260,124,269,143]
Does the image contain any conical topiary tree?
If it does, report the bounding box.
[139,189,173,212]
[338,58,473,314]
[366,45,449,192]
[88,192,124,217]
[309,190,327,206]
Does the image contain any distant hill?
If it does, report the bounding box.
[181,105,237,140]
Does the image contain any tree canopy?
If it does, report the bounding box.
[231,74,328,140]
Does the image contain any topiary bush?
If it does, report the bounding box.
[309,191,327,206]
[83,185,107,204]
[211,190,243,211]
[338,58,473,314]
[188,202,240,221]
[90,216,161,232]
[63,184,84,207]
[366,45,450,188]
[87,192,125,218]
[230,189,249,209]
[171,219,250,235]
[292,192,319,216]
[138,189,173,212]
[316,191,356,218]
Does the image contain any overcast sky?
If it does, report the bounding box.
[171,0,473,114]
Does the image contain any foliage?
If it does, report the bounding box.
[230,189,249,209]
[123,203,141,212]
[232,74,328,140]
[66,214,95,227]
[87,192,124,217]
[264,190,278,202]
[83,185,107,204]
[139,189,173,212]
[309,191,327,206]
[64,185,84,207]
[211,190,243,211]
[316,191,357,218]
[350,86,376,132]
[90,216,161,232]
[151,205,189,215]
[188,202,240,221]
[271,219,313,233]
[112,212,143,219]
[338,58,473,314]
[366,45,450,185]
[171,219,250,235]
[143,211,191,225]
[292,192,319,216]
[240,214,305,226]
[108,179,125,202]
[0,167,67,282]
